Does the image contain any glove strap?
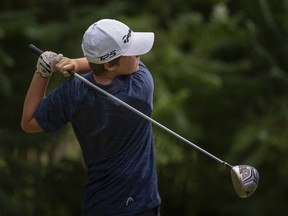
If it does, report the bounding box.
[35,70,51,78]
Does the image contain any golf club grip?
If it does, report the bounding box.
[29,44,43,55]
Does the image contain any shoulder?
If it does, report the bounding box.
[124,62,154,105]
[66,72,93,90]
[50,72,93,103]
[138,61,151,74]
[132,61,153,83]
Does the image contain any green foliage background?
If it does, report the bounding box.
[1,0,288,215]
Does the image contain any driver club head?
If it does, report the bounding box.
[230,165,259,198]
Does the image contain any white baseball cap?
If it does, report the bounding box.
[81,19,155,64]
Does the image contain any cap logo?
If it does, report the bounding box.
[98,50,117,62]
[122,29,132,43]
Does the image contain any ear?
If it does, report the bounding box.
[104,62,116,72]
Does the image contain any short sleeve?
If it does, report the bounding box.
[34,78,80,132]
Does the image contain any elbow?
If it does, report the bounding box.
[21,121,34,133]
[21,119,42,133]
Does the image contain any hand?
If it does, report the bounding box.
[36,51,63,78]
[55,58,78,77]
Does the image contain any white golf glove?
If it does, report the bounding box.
[36,51,63,78]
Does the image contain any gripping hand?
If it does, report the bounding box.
[36,51,63,78]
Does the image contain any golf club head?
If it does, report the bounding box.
[230,165,259,198]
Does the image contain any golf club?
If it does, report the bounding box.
[29,43,259,198]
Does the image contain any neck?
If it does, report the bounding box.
[93,73,117,85]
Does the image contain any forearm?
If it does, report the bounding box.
[73,57,91,73]
[21,73,49,132]
[57,57,90,74]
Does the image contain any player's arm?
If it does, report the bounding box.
[21,73,48,133]
[21,51,63,133]
[56,57,90,76]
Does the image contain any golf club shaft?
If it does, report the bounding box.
[29,44,233,169]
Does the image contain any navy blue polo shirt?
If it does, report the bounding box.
[34,62,161,215]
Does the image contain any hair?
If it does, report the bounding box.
[89,56,121,76]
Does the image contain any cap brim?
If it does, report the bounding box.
[122,32,154,56]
